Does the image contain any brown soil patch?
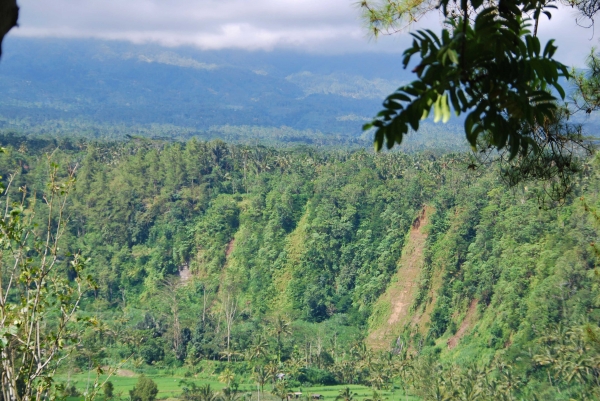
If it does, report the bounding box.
[115,368,136,377]
[101,367,136,377]
[447,299,478,349]
[179,263,193,283]
[411,266,444,334]
[411,207,472,335]
[367,206,432,350]
[387,208,429,325]
[225,238,236,257]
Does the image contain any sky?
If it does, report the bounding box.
[11,0,598,66]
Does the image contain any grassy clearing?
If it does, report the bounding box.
[57,371,419,401]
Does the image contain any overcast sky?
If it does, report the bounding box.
[11,0,597,66]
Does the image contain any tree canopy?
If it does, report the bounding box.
[361,0,596,163]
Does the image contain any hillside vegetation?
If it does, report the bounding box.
[2,136,600,399]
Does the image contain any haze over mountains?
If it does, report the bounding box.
[0,38,425,141]
[7,37,598,150]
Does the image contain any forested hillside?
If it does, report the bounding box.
[2,135,599,399]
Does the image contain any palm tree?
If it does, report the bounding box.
[221,387,240,401]
[248,335,270,362]
[198,384,220,401]
[394,357,413,398]
[285,355,303,381]
[265,362,279,389]
[350,342,373,371]
[368,364,389,390]
[271,315,292,363]
[271,380,289,401]
[455,366,482,401]
[335,387,356,401]
[253,365,269,394]
[219,368,236,389]
[426,378,453,401]
[220,349,242,363]
[334,360,356,385]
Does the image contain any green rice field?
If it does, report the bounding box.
[57,370,418,401]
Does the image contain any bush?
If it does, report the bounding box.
[140,339,165,365]
[61,384,81,398]
[298,368,337,385]
[179,380,202,401]
[130,376,159,401]
[104,381,114,399]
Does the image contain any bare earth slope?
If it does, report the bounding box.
[447,299,479,349]
[367,206,432,350]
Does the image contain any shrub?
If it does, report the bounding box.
[299,368,337,385]
[130,376,159,401]
[61,384,81,398]
[140,339,165,364]
[104,381,114,399]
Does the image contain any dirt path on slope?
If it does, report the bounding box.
[367,206,432,350]
[447,299,478,349]
[225,238,236,257]
[410,266,443,334]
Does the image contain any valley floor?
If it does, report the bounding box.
[57,370,419,401]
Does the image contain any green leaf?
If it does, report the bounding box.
[441,94,451,123]
[553,82,566,99]
[447,49,459,64]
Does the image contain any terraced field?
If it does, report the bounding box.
[58,370,418,401]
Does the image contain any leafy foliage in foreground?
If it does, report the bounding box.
[366,10,568,159]
[362,0,595,197]
[0,149,94,401]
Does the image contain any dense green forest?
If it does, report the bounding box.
[1,135,599,400]
[0,118,467,151]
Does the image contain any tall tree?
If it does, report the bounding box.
[271,315,292,363]
[222,287,238,363]
[0,158,92,401]
[160,277,183,355]
[253,365,269,395]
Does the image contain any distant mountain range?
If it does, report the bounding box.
[0,37,418,137]
[5,37,594,149]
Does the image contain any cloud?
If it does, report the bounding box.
[537,6,596,67]
[10,0,598,61]
[15,0,409,53]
